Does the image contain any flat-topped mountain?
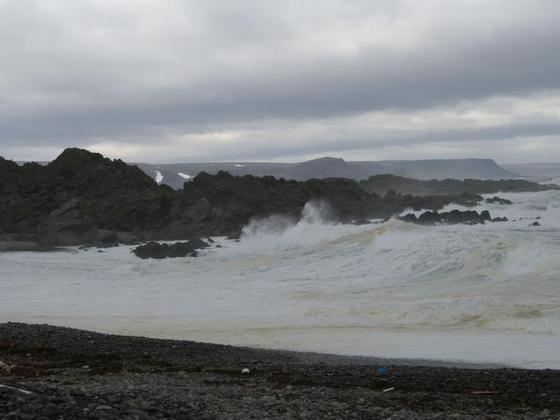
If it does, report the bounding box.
[138,157,519,189]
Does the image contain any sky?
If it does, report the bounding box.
[1,0,560,164]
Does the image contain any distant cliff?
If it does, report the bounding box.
[138,157,519,189]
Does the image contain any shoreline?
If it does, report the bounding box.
[1,323,559,418]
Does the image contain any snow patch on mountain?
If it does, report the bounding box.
[178,172,193,181]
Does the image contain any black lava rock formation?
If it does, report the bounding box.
[1,148,556,249]
[401,209,492,225]
[132,239,210,259]
[360,174,559,196]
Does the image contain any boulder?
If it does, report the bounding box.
[132,238,210,259]
[480,210,492,221]
[439,210,488,225]
[417,211,442,224]
[400,214,418,223]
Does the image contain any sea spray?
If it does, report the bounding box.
[241,200,336,241]
[2,191,560,368]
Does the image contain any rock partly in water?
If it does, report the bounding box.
[4,148,550,249]
[132,239,210,259]
[361,173,560,196]
[486,196,513,205]
[402,209,492,225]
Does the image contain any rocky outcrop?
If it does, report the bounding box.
[486,196,513,205]
[36,198,97,246]
[132,239,210,259]
[2,148,543,249]
[401,209,492,225]
[0,149,175,247]
[169,171,384,238]
[360,174,560,196]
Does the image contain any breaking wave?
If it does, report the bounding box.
[2,190,560,367]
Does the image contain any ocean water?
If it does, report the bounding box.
[1,190,560,369]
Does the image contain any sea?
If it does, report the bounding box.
[2,183,560,369]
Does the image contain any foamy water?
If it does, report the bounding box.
[1,191,560,369]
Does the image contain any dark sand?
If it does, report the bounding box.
[1,323,559,419]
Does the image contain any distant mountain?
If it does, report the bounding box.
[502,163,560,181]
[138,157,520,189]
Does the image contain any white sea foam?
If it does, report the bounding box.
[153,170,163,184]
[1,192,560,368]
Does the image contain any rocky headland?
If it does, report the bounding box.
[1,148,558,251]
[360,174,559,196]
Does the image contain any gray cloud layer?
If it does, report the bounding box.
[1,0,559,162]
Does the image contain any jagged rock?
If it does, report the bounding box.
[400,214,418,223]
[417,211,442,224]
[0,148,174,247]
[3,148,556,249]
[361,173,560,196]
[172,171,382,236]
[492,217,509,222]
[485,196,513,205]
[480,210,491,221]
[404,209,491,225]
[440,210,487,225]
[532,221,541,227]
[37,198,98,246]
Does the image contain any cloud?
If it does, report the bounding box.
[1,0,559,162]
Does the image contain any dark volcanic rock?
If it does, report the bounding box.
[170,171,383,237]
[492,217,509,222]
[480,210,492,221]
[132,239,210,259]
[440,209,487,225]
[2,148,520,248]
[486,196,513,205]
[133,241,172,259]
[400,213,418,223]
[0,148,175,246]
[417,211,442,224]
[361,173,560,196]
[404,209,492,225]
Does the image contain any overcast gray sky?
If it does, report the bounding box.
[1,0,560,163]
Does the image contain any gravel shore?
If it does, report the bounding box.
[1,323,559,419]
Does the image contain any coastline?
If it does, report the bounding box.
[1,323,559,418]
